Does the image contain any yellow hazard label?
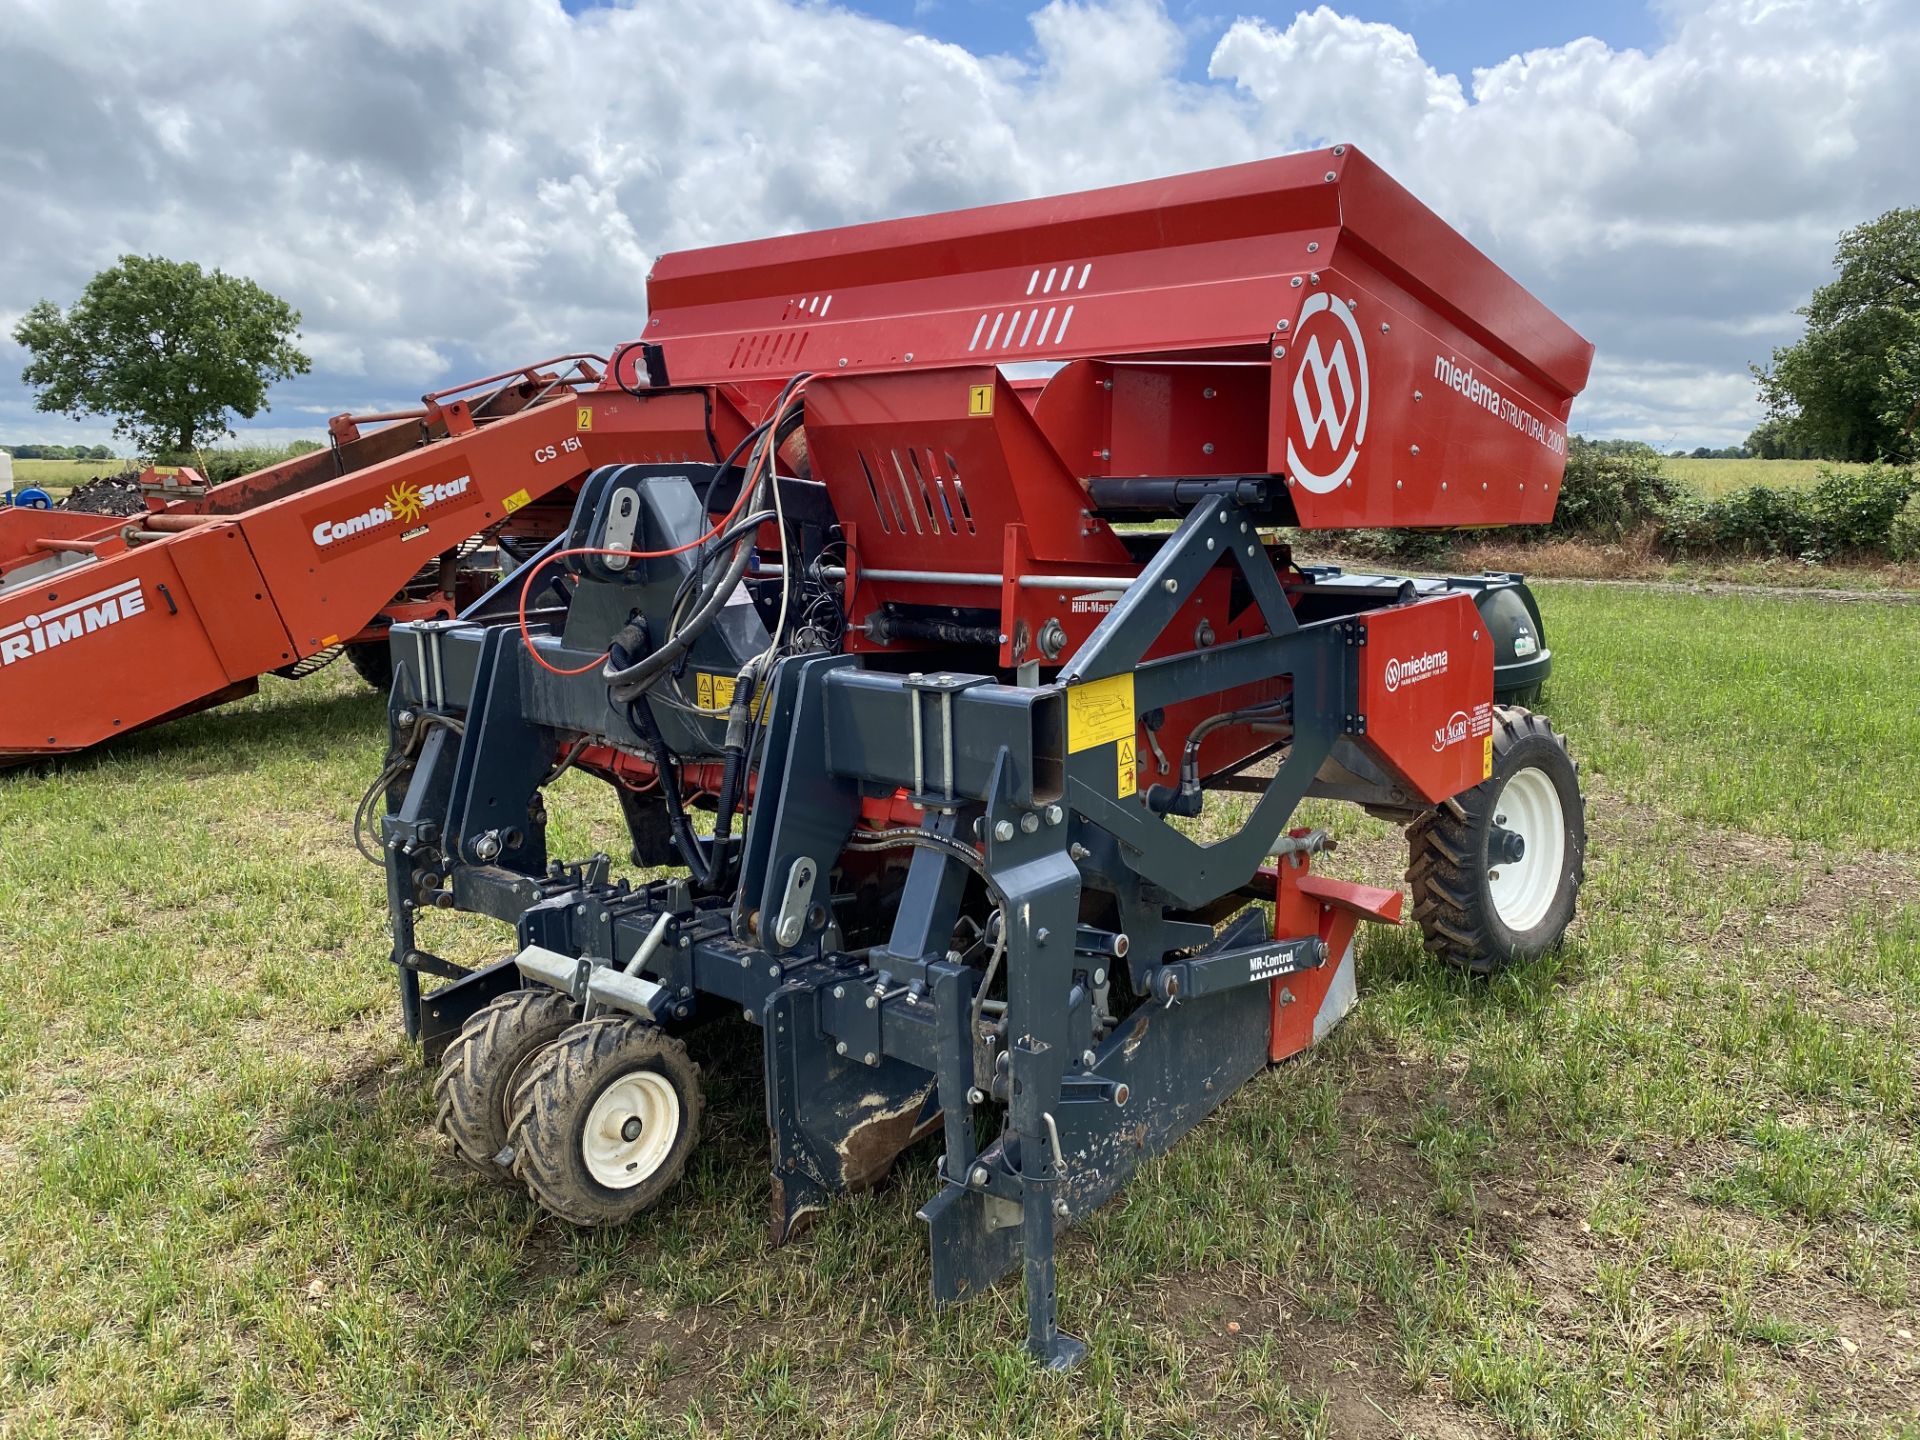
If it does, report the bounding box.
[1483,736,1494,779]
[1066,672,1135,753]
[967,383,995,417]
[695,671,770,719]
[576,406,594,431]
[502,487,533,515]
[1116,737,1137,797]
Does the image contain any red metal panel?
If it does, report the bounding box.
[802,368,1130,579]
[1353,594,1495,804]
[164,524,300,681]
[233,389,731,653]
[639,143,1592,531]
[0,547,241,756]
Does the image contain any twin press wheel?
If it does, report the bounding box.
[433,992,701,1225]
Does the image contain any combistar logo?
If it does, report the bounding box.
[311,475,472,548]
[0,578,146,667]
[1383,648,1448,693]
[1285,290,1370,495]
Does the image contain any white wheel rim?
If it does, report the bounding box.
[1486,765,1565,934]
[581,1069,681,1189]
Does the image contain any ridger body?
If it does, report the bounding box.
[374,146,1592,1365]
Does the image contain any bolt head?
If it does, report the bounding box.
[1045,803,1064,826]
[993,819,1015,842]
[833,985,845,999]
[1092,967,1107,986]
[1019,812,1039,834]
[836,1040,849,1055]
[971,1166,990,1187]
[863,1052,877,1066]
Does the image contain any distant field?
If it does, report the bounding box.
[5,457,130,499]
[1664,456,1869,495]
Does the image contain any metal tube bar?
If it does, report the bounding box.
[753,565,1142,590]
[138,513,222,532]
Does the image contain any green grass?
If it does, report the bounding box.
[1664,457,1872,496]
[2,586,1917,1436]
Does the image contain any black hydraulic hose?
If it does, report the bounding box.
[624,692,722,891]
[605,531,754,703]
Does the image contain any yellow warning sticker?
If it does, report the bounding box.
[1116,737,1137,797]
[967,383,995,417]
[1482,735,1494,779]
[1066,672,1135,753]
[576,406,594,431]
[502,487,533,515]
[694,671,771,720]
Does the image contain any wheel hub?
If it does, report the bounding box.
[581,1070,681,1189]
[1485,765,1565,933]
[1489,825,1527,865]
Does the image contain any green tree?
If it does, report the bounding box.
[1755,209,1920,463]
[12,255,310,454]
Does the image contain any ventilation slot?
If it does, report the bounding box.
[944,452,976,535]
[888,450,926,536]
[856,451,895,534]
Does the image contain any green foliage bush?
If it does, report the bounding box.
[1890,492,1920,561]
[1549,437,1688,541]
[1311,442,1916,565]
[1659,465,1917,560]
[152,441,323,484]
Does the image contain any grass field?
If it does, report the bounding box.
[1663,457,1871,496]
[1,584,1917,1437]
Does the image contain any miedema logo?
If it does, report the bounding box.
[1285,291,1371,495]
[0,578,146,667]
[311,475,473,548]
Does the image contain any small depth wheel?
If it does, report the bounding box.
[1406,705,1586,973]
[506,1017,703,1226]
[433,987,580,1177]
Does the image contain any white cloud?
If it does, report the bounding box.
[0,0,1915,453]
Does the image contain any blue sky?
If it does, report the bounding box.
[562,0,1667,82]
[5,0,1915,452]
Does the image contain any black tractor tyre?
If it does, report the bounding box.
[433,988,579,1177]
[506,1017,703,1226]
[345,641,394,691]
[1405,705,1586,974]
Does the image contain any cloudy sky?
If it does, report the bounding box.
[2,0,1914,453]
